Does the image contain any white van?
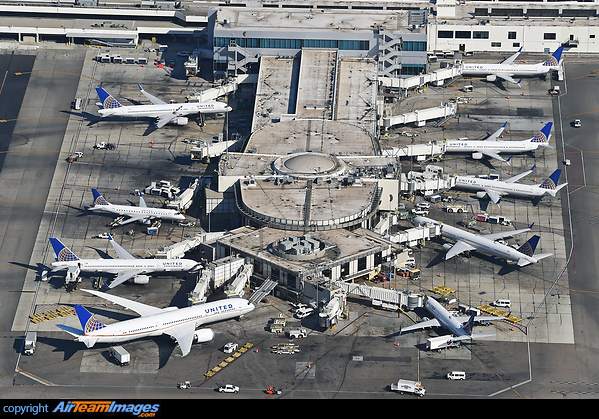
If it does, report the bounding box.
[492,299,511,308]
[447,371,466,380]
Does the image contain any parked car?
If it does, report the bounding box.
[218,384,239,393]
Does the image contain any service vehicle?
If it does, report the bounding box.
[411,208,429,216]
[67,152,83,163]
[287,329,308,339]
[94,141,116,150]
[109,345,130,365]
[549,86,560,95]
[446,204,467,213]
[574,119,581,128]
[390,379,426,396]
[492,299,512,308]
[223,342,238,354]
[23,331,37,355]
[447,371,466,380]
[290,302,307,313]
[218,384,239,393]
[294,307,314,319]
[425,335,461,351]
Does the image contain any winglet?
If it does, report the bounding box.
[529,222,535,229]
[530,164,536,172]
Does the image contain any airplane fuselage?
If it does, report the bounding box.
[441,222,534,263]
[76,298,254,345]
[462,63,556,77]
[52,258,198,274]
[425,298,471,337]
[455,176,547,199]
[98,101,231,119]
[89,203,185,222]
[445,139,543,155]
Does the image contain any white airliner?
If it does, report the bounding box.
[95,84,232,128]
[445,121,553,164]
[462,46,563,86]
[401,296,504,340]
[412,216,552,267]
[49,235,199,289]
[88,188,185,226]
[57,289,255,356]
[455,165,567,205]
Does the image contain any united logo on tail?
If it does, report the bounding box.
[92,189,110,206]
[74,305,106,334]
[531,122,552,143]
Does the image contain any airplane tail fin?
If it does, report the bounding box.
[74,305,106,334]
[530,122,553,145]
[91,188,111,206]
[463,312,476,335]
[49,238,79,262]
[138,191,147,208]
[538,169,564,194]
[542,47,563,67]
[517,235,540,258]
[95,87,123,109]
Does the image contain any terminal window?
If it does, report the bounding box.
[473,31,489,39]
[544,33,557,40]
[438,31,453,38]
[508,31,517,39]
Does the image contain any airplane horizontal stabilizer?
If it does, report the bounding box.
[56,324,84,337]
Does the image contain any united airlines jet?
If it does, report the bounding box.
[50,235,200,288]
[95,84,232,129]
[88,188,186,226]
[57,289,255,356]
[455,165,567,205]
[445,122,553,164]
[462,46,563,86]
[412,216,553,267]
[401,296,504,340]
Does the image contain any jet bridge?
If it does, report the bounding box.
[379,102,457,129]
[225,264,253,298]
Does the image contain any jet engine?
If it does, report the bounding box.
[132,275,150,284]
[486,74,497,82]
[193,328,215,343]
[472,152,483,160]
[476,191,488,199]
[172,117,189,126]
[442,243,454,253]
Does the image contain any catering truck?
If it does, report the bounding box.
[425,335,461,351]
[390,379,426,396]
[23,332,37,355]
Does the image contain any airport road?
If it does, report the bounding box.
[556,61,599,388]
[0,49,86,385]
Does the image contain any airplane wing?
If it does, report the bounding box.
[114,216,149,226]
[494,73,521,86]
[481,150,510,165]
[501,47,523,65]
[483,227,532,241]
[401,318,441,333]
[505,165,535,183]
[154,112,179,129]
[81,289,163,316]
[108,236,135,260]
[138,84,167,105]
[485,189,504,204]
[107,270,145,289]
[164,322,196,357]
[484,122,507,142]
[445,241,476,260]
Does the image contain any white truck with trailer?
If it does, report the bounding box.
[425,334,461,351]
[109,346,130,366]
[24,331,37,355]
[390,379,426,396]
